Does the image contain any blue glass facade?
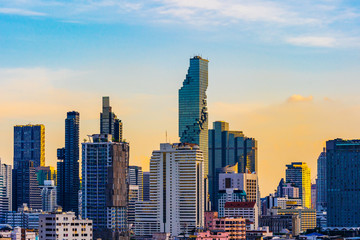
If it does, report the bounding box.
[208,121,257,211]
[57,111,80,215]
[316,149,327,211]
[179,56,209,175]
[82,134,129,239]
[326,139,360,227]
[14,125,45,169]
[13,125,44,211]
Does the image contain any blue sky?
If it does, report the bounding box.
[1,0,360,194]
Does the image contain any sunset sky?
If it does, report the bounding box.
[1,0,360,195]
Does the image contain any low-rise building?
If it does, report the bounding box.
[276,208,316,233]
[246,226,273,240]
[5,204,41,230]
[39,211,92,240]
[10,227,37,240]
[224,202,258,229]
[194,230,229,239]
[260,214,300,236]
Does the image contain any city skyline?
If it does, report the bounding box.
[1,1,360,196]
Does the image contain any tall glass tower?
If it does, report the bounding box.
[57,111,80,215]
[286,162,311,209]
[179,56,209,175]
[100,96,123,142]
[326,139,360,227]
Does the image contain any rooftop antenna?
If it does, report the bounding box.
[165,130,168,143]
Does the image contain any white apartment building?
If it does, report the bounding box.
[40,180,57,212]
[134,143,204,237]
[39,211,92,240]
[11,226,37,240]
[0,159,12,223]
[224,202,259,229]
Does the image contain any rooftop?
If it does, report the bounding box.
[225,201,256,208]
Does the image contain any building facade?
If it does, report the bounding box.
[13,125,44,211]
[179,56,209,176]
[204,215,246,240]
[276,208,316,233]
[0,159,12,223]
[224,202,258,229]
[35,166,56,186]
[6,204,41,230]
[260,215,300,236]
[39,211,92,240]
[100,96,123,142]
[57,111,80,215]
[40,180,57,212]
[217,189,247,218]
[82,134,129,239]
[128,185,139,225]
[208,121,257,210]
[129,166,143,201]
[326,139,360,227]
[134,143,204,237]
[316,149,326,211]
[286,162,311,209]
[142,172,150,201]
[12,161,42,211]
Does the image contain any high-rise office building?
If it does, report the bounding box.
[129,166,143,200]
[286,162,311,209]
[0,159,12,223]
[179,56,209,176]
[82,134,129,239]
[208,121,257,210]
[276,178,300,199]
[13,125,44,211]
[100,96,123,142]
[57,111,80,215]
[316,149,326,211]
[14,124,45,169]
[13,161,42,211]
[134,143,204,237]
[40,180,57,212]
[142,172,150,201]
[128,185,139,225]
[326,139,360,227]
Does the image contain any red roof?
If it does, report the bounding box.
[224,202,256,208]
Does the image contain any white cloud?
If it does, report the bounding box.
[285,36,336,47]
[0,7,46,16]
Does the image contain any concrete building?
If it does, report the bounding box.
[260,215,300,236]
[311,184,316,209]
[286,162,311,209]
[57,111,80,216]
[10,227,37,240]
[208,121,257,211]
[224,202,258,229]
[134,143,204,237]
[0,160,12,224]
[276,208,316,233]
[40,180,56,212]
[39,211,92,240]
[219,171,260,210]
[194,230,229,239]
[204,215,246,240]
[217,189,246,217]
[82,134,129,239]
[276,179,300,199]
[128,185,139,225]
[129,166,143,200]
